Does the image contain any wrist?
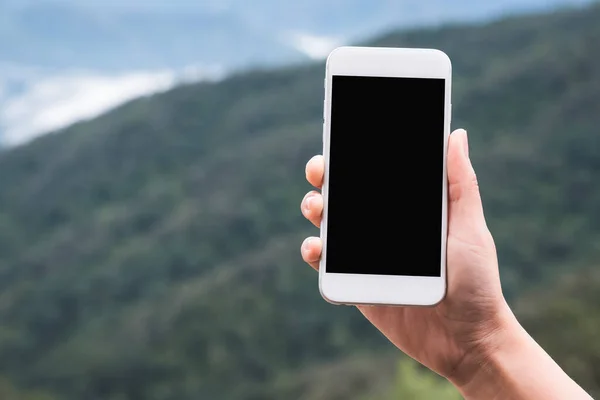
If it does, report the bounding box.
[449,302,592,400]
[447,301,525,395]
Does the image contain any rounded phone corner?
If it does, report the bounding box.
[325,46,357,71]
[326,45,348,57]
[318,274,344,306]
[423,279,448,307]
[431,48,452,74]
[428,288,448,307]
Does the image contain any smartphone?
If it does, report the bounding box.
[319,46,451,306]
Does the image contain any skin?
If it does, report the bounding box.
[300,129,592,399]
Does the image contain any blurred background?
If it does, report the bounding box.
[0,0,599,398]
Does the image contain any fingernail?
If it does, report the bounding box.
[303,196,314,214]
[302,238,314,258]
[462,130,469,157]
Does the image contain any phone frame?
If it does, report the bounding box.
[319,46,451,306]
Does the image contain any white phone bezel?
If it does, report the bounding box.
[319,46,451,307]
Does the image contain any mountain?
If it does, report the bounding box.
[0,2,599,399]
[0,0,594,146]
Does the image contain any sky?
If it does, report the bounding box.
[0,32,334,146]
[0,0,591,147]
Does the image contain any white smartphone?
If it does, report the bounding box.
[319,46,451,306]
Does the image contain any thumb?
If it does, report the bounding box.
[447,129,486,228]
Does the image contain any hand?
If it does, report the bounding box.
[300,128,593,399]
[300,129,515,384]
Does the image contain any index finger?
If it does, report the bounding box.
[305,155,324,189]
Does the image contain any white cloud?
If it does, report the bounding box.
[0,65,224,147]
[287,32,341,60]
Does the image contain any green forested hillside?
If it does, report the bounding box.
[0,3,599,399]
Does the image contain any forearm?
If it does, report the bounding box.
[451,313,592,400]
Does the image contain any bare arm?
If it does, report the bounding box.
[453,313,592,400]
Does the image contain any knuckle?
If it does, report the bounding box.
[467,172,479,190]
[449,173,479,203]
[448,180,462,203]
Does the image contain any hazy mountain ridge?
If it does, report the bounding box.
[0,0,592,146]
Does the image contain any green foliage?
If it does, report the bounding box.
[375,359,462,400]
[0,377,56,400]
[516,269,600,398]
[0,3,598,399]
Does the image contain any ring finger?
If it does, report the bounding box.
[301,191,324,228]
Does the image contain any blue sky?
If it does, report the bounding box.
[0,0,592,146]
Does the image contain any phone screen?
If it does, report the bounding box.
[325,75,446,276]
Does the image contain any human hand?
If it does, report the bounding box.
[300,129,516,384]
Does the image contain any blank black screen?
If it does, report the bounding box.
[325,75,445,276]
